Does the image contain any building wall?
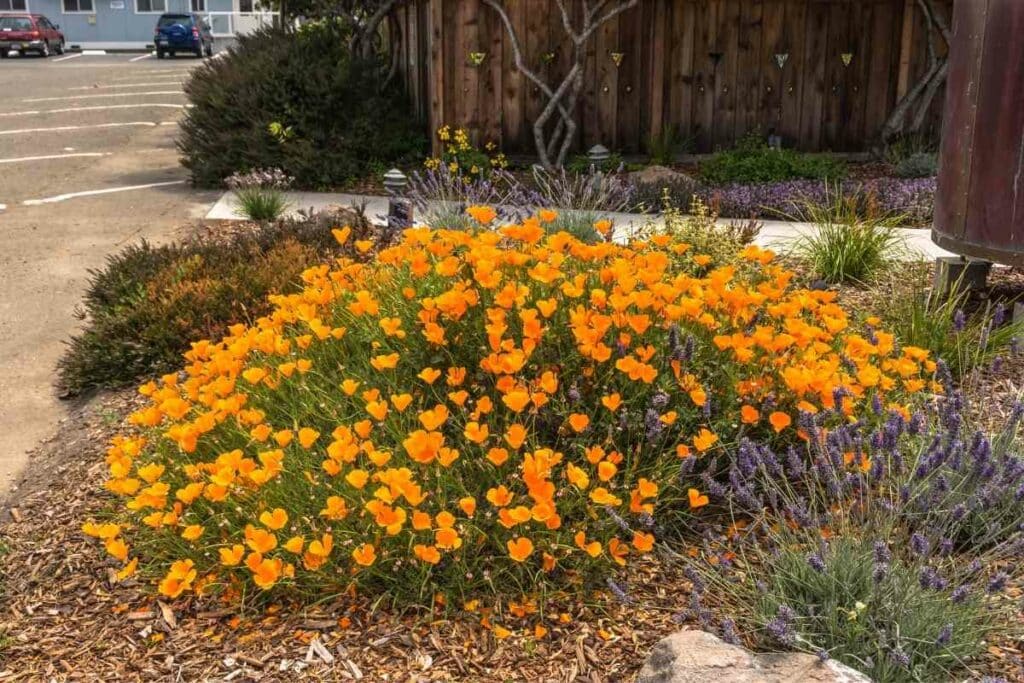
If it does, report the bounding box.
[23,0,234,48]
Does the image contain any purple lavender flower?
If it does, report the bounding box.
[807,553,826,573]
[910,533,930,557]
[952,309,967,333]
[606,578,633,604]
[988,572,1008,594]
[889,646,911,668]
[873,541,891,564]
[721,618,740,645]
[936,623,953,647]
[951,584,971,603]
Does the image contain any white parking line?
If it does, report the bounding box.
[23,91,182,103]
[68,80,183,90]
[23,180,186,205]
[109,70,193,79]
[0,152,110,164]
[129,53,154,62]
[0,204,6,211]
[0,103,189,117]
[0,121,157,136]
[81,50,107,56]
[52,53,82,62]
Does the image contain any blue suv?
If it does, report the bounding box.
[154,13,213,59]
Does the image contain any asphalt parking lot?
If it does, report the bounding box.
[0,53,220,492]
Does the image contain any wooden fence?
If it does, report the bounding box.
[393,0,950,156]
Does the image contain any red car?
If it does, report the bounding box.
[0,14,66,58]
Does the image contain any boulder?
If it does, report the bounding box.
[628,165,698,189]
[637,630,871,683]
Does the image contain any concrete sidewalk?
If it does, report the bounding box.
[206,191,955,261]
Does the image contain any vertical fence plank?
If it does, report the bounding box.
[648,0,668,144]
[759,0,784,137]
[735,0,764,140]
[500,0,524,150]
[667,1,696,143]
[822,0,849,150]
[712,0,740,149]
[778,0,806,146]
[427,0,445,154]
[615,5,642,152]
[692,0,717,151]
[595,10,620,147]
[799,0,828,150]
[863,0,894,144]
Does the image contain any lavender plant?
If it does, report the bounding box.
[226,167,293,222]
[631,178,936,226]
[674,375,1023,682]
[522,165,637,240]
[406,165,524,229]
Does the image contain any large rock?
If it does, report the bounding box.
[628,165,698,189]
[637,630,871,683]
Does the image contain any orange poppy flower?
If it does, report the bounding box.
[506,537,534,562]
[352,543,377,567]
[769,411,792,433]
[687,488,710,509]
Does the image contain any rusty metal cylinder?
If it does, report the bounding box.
[932,0,1024,266]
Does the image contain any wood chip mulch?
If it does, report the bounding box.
[0,391,687,682]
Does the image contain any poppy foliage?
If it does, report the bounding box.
[86,209,935,606]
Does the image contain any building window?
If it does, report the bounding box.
[238,0,251,12]
[62,0,93,12]
[0,0,28,11]
[190,0,203,10]
[135,0,164,12]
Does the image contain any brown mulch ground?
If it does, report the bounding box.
[0,390,686,681]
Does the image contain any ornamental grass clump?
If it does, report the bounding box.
[85,208,936,612]
[227,168,293,222]
[677,377,1023,682]
[788,187,906,284]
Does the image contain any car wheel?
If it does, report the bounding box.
[40,41,51,58]
[204,42,212,57]
[156,49,165,59]
[55,40,65,55]
[0,50,7,59]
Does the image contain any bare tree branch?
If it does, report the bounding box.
[483,0,637,168]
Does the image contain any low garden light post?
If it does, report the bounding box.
[383,168,412,235]
[587,144,610,191]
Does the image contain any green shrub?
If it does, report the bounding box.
[883,133,937,168]
[565,152,624,175]
[787,187,905,284]
[699,135,846,185]
[179,22,426,189]
[657,195,760,262]
[57,209,375,396]
[894,152,938,179]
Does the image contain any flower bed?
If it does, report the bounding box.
[633,176,937,226]
[85,211,936,613]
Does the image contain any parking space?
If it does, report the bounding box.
[0,54,221,490]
